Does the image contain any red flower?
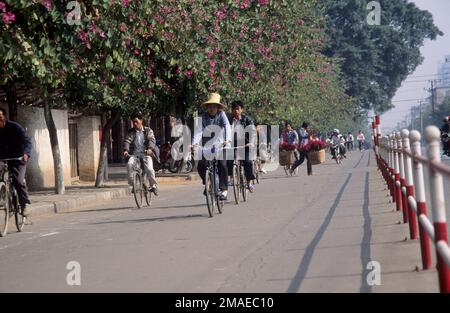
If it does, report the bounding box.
[280,143,297,151]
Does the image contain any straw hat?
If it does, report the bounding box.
[202,93,226,109]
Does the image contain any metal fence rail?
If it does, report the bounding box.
[372,116,450,293]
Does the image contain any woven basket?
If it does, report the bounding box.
[308,149,326,165]
[279,151,295,166]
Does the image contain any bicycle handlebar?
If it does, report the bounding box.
[0,157,24,161]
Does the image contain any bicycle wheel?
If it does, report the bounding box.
[133,173,144,208]
[240,165,247,202]
[232,163,240,205]
[216,192,224,214]
[144,189,152,207]
[0,182,10,237]
[185,159,194,173]
[13,191,24,232]
[205,170,215,217]
[254,161,260,184]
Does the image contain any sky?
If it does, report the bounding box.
[381,0,450,133]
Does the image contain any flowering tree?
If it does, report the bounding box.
[0,0,80,194]
[1,0,357,188]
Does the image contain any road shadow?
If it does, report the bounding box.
[89,214,206,225]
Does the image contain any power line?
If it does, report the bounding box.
[404,72,450,79]
[391,98,426,103]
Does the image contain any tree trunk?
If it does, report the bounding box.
[43,94,65,195]
[6,82,18,122]
[95,110,121,187]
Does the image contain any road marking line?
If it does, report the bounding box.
[40,232,60,237]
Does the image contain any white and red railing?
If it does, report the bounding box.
[372,116,450,293]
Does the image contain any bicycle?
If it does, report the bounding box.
[129,156,152,209]
[332,144,344,164]
[203,145,226,218]
[252,158,261,185]
[0,157,29,237]
[229,145,255,205]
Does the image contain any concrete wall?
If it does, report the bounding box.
[77,116,101,181]
[17,106,72,190]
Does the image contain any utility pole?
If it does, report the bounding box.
[430,80,436,113]
[419,101,424,135]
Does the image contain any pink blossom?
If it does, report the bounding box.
[184,70,193,78]
[122,0,130,6]
[77,30,89,42]
[215,9,227,21]
[42,0,52,12]
[236,0,251,9]
[3,11,15,24]
[119,23,127,33]
[0,2,5,13]
[258,0,269,5]
[133,49,140,56]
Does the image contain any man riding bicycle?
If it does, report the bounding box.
[0,108,32,217]
[330,129,347,159]
[227,101,257,193]
[123,111,159,196]
[193,93,231,201]
[441,116,450,157]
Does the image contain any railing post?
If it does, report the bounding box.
[376,116,382,168]
[393,133,402,212]
[389,134,395,202]
[410,130,432,269]
[424,126,450,293]
[397,132,409,223]
[402,129,418,239]
[372,121,378,161]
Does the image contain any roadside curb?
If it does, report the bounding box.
[29,174,200,217]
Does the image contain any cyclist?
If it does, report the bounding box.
[0,107,32,217]
[255,122,268,174]
[123,111,159,196]
[227,101,257,193]
[347,132,354,151]
[192,93,231,201]
[357,130,365,152]
[440,116,450,157]
[330,129,347,159]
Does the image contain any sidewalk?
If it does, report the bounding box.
[367,161,440,292]
[28,171,200,217]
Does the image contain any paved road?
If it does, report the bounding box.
[0,150,440,292]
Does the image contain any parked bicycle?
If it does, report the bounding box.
[0,157,28,237]
[129,157,153,209]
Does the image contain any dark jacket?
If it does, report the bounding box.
[0,120,32,159]
[123,127,160,162]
